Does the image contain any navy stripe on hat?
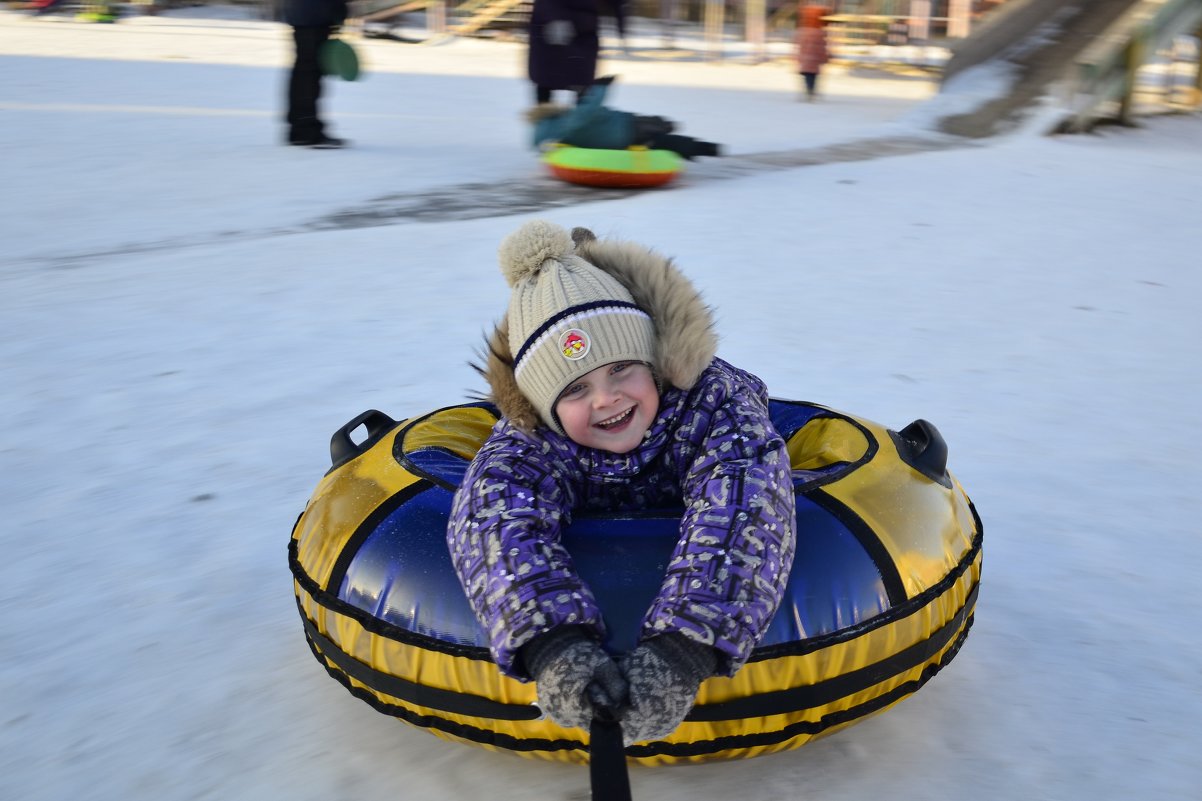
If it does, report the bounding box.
[513,300,646,369]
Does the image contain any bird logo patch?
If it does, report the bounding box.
[559,329,590,360]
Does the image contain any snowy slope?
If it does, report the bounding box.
[1,8,1200,801]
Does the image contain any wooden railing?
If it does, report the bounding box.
[349,0,527,36]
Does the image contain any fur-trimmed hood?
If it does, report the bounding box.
[524,102,572,124]
[479,226,718,432]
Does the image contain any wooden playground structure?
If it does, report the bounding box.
[20,0,1198,133]
[1065,0,1202,130]
[347,0,1000,49]
[353,0,527,37]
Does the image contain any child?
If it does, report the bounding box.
[446,220,796,745]
[796,4,831,102]
[529,76,722,161]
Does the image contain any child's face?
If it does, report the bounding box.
[554,361,659,453]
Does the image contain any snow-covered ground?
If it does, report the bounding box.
[2,8,1200,801]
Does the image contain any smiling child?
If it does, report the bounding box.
[446,220,797,745]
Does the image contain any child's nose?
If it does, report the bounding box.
[595,382,621,405]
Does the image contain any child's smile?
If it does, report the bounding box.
[555,361,659,453]
[596,406,635,430]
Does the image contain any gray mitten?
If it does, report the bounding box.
[620,633,717,745]
[522,627,628,731]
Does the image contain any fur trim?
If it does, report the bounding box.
[478,316,541,431]
[575,236,718,392]
[481,231,717,432]
[524,103,570,124]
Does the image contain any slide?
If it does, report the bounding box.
[935,0,1144,136]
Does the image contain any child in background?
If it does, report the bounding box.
[446,219,796,745]
[796,4,831,101]
[529,76,723,161]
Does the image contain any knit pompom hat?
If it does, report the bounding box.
[499,220,657,434]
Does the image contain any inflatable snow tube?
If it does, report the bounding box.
[543,145,683,188]
[289,400,982,765]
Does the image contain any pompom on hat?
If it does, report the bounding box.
[499,220,657,434]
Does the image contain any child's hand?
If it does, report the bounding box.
[524,627,627,731]
[619,634,717,745]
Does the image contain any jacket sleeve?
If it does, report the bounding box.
[447,429,606,678]
[640,373,796,675]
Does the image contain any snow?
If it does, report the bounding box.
[2,7,1200,801]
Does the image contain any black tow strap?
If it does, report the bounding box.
[589,711,632,801]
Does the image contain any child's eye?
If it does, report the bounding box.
[560,383,585,399]
[611,362,633,374]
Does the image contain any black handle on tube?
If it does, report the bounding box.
[891,418,952,488]
[329,409,397,466]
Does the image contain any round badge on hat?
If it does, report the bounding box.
[559,329,590,360]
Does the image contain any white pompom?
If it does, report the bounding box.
[497,220,574,287]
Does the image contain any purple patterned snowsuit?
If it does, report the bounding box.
[447,357,796,679]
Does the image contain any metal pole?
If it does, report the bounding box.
[908,0,930,42]
[660,0,677,49]
[705,0,725,62]
[947,0,970,39]
[428,0,446,35]
[1193,22,1202,108]
[1118,32,1146,126]
[746,0,766,64]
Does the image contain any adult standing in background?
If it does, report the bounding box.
[528,0,626,106]
[284,0,348,148]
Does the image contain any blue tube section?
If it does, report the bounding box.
[338,488,889,654]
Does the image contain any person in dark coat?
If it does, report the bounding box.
[528,0,626,105]
[284,0,348,148]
